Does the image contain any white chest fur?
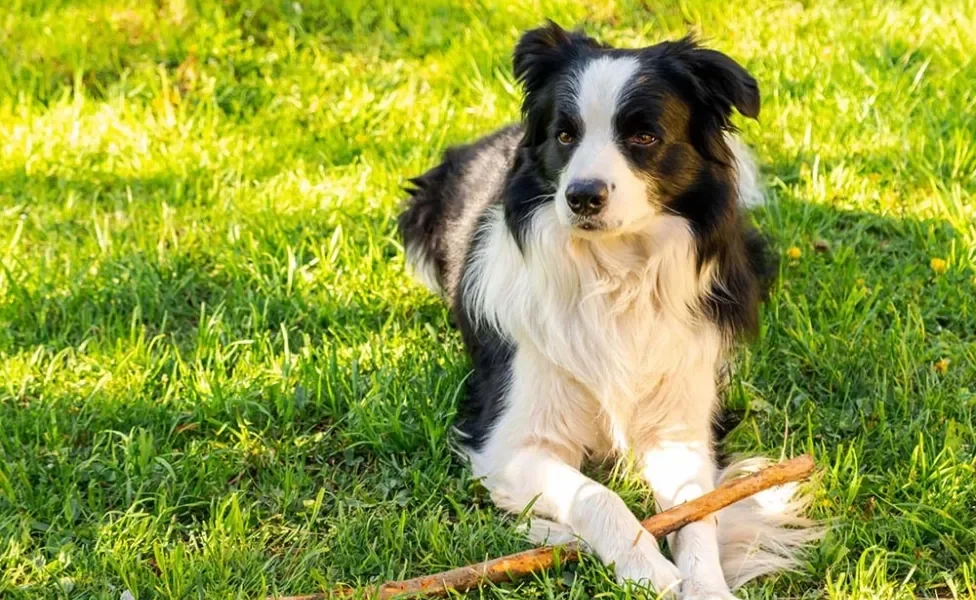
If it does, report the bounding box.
[464,204,724,452]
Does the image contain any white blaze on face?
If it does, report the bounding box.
[557,56,655,232]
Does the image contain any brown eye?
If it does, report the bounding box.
[557,131,575,145]
[630,133,658,146]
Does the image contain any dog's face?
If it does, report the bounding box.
[512,22,760,238]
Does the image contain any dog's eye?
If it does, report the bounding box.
[557,131,575,145]
[629,133,658,146]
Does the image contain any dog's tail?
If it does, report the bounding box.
[716,457,822,589]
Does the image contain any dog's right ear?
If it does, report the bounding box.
[513,21,575,97]
[513,21,599,146]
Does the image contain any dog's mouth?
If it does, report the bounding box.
[570,218,618,237]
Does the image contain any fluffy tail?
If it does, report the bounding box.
[525,457,821,589]
[716,457,822,589]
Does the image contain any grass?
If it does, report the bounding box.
[1,0,975,598]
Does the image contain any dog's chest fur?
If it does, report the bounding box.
[464,204,724,451]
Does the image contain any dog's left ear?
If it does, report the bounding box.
[659,39,760,162]
[660,38,760,121]
[687,47,760,120]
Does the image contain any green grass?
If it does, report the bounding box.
[1,0,975,598]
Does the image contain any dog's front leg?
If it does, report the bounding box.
[642,430,735,600]
[470,349,680,595]
[476,442,681,595]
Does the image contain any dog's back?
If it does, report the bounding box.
[398,125,523,303]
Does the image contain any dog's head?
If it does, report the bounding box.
[510,21,759,238]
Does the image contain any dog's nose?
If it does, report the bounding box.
[566,179,609,217]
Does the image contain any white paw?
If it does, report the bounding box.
[613,535,682,597]
[681,592,740,600]
[680,579,740,600]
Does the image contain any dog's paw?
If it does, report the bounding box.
[613,536,681,597]
[681,592,740,600]
[680,579,740,600]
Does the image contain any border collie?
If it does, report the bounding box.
[399,22,820,599]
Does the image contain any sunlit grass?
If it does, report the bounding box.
[1,0,974,598]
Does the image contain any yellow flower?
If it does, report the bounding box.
[930,257,947,274]
[934,358,950,374]
[786,246,802,260]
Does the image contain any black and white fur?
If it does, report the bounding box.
[399,22,819,599]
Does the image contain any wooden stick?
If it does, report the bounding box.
[271,455,814,600]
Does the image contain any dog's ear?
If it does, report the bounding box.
[657,38,759,163]
[686,47,760,120]
[663,37,760,121]
[513,21,600,146]
[513,21,574,98]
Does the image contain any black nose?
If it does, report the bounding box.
[566,179,609,217]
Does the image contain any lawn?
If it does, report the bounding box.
[1,0,975,598]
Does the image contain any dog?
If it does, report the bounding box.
[398,21,820,599]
